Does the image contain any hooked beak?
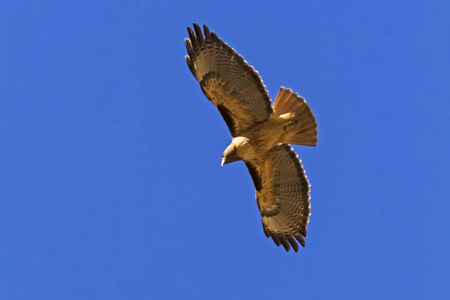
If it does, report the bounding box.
[221,153,240,166]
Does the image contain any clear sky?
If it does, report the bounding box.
[1,1,449,299]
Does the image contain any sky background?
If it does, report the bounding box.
[1,1,449,299]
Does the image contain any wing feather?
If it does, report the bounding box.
[185,24,272,136]
[246,144,311,252]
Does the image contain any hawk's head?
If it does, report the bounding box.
[222,146,239,166]
[221,137,251,166]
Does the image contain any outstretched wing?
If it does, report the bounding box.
[245,144,311,252]
[185,24,272,137]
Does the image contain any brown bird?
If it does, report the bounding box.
[185,24,318,252]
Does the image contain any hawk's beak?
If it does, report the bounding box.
[221,153,240,166]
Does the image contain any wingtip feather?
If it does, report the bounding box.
[287,236,299,252]
[203,24,211,38]
[185,38,194,56]
[271,235,282,247]
[279,236,291,252]
[294,234,306,247]
[193,23,204,44]
[187,27,197,49]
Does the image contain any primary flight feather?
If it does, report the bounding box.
[185,24,318,252]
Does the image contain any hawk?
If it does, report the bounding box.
[185,24,318,252]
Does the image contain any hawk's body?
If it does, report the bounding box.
[185,24,318,252]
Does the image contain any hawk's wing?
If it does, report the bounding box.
[185,24,272,137]
[245,144,311,252]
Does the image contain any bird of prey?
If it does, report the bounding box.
[185,24,318,252]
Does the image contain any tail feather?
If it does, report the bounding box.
[273,87,318,147]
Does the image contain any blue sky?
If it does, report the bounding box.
[1,1,449,299]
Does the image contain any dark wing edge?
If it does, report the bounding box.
[185,23,273,136]
[246,144,311,252]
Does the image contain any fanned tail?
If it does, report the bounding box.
[273,87,318,147]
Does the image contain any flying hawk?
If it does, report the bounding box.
[185,24,318,252]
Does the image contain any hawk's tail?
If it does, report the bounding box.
[273,87,318,147]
